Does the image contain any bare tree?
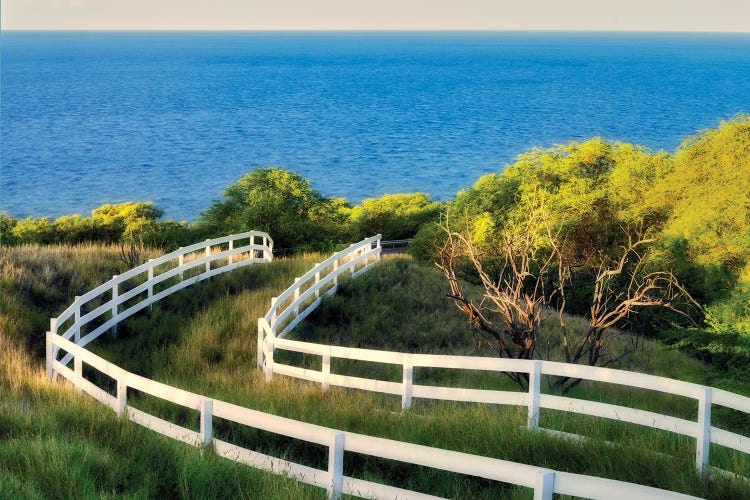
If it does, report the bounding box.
[437,208,699,393]
[119,231,146,269]
[436,205,561,388]
[550,232,700,392]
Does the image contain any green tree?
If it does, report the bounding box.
[350,193,442,240]
[199,168,350,252]
[0,213,18,246]
[653,115,750,329]
[11,217,55,244]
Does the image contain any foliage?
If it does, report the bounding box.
[408,221,446,262]
[198,168,351,252]
[11,217,56,244]
[654,115,750,330]
[0,212,19,245]
[1,202,190,249]
[349,192,442,240]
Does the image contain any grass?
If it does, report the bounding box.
[2,244,749,498]
[0,244,320,499]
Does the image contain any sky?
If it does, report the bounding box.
[2,0,750,32]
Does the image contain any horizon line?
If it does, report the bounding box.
[3,28,750,34]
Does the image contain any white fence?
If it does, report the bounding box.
[47,231,273,373]
[258,236,750,496]
[257,235,382,371]
[42,232,734,499]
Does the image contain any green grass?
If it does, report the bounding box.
[0,244,321,499]
[2,245,749,498]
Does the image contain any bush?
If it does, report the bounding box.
[198,168,351,252]
[11,217,55,244]
[350,193,442,241]
[0,213,18,246]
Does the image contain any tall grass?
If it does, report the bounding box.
[90,255,748,498]
[0,244,320,499]
[2,244,749,498]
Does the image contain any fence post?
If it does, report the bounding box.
[264,328,275,382]
[49,318,59,371]
[268,238,273,261]
[257,318,265,369]
[528,360,541,429]
[45,331,54,380]
[402,356,413,410]
[178,249,184,281]
[328,432,345,500]
[74,297,81,343]
[322,349,331,392]
[111,278,119,338]
[333,260,339,285]
[228,239,234,266]
[147,259,154,312]
[263,236,271,261]
[533,469,555,500]
[696,386,712,474]
[116,374,127,417]
[314,265,321,298]
[376,235,382,261]
[201,398,213,449]
[205,240,211,276]
[74,355,83,394]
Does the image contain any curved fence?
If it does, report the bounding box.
[259,237,750,496]
[47,231,273,373]
[42,232,735,499]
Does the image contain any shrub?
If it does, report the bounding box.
[11,217,55,244]
[350,193,442,241]
[198,168,350,252]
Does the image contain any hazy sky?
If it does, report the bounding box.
[3,0,750,32]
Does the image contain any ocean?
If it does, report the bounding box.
[2,31,749,221]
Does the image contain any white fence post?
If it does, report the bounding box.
[205,240,211,275]
[74,297,81,343]
[322,349,331,392]
[49,318,58,371]
[111,278,118,337]
[45,331,54,380]
[328,432,345,500]
[264,328,275,382]
[74,355,83,394]
[147,259,154,312]
[402,357,413,410]
[376,235,382,261]
[333,260,339,285]
[696,386,712,474]
[228,239,234,266]
[178,249,184,281]
[533,469,555,500]
[528,360,541,429]
[116,375,127,417]
[263,236,271,261]
[201,398,213,448]
[314,265,321,298]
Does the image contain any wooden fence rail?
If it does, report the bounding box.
[47,326,697,500]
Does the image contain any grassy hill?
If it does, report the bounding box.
[1,244,749,498]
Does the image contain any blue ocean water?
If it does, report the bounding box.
[2,31,749,222]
